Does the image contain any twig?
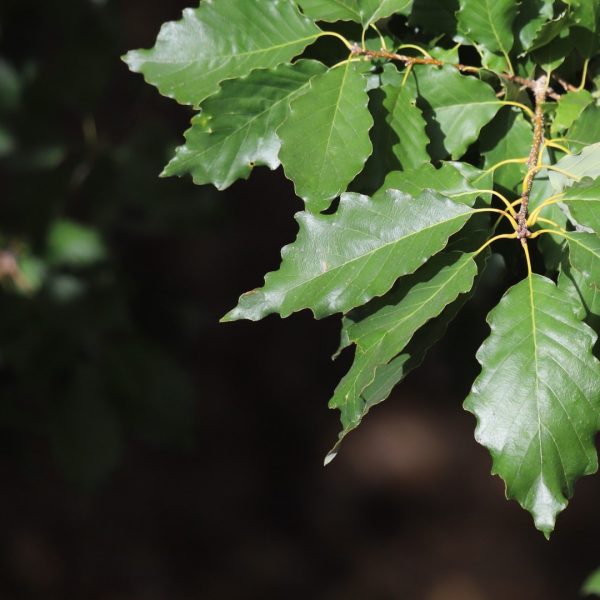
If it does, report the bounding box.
[350,46,563,99]
[516,76,548,240]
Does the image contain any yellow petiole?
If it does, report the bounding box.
[472,208,519,232]
[527,192,566,226]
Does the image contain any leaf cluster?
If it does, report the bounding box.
[125,0,600,536]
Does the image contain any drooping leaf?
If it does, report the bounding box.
[551,89,594,134]
[162,60,326,189]
[465,274,600,536]
[480,107,532,194]
[297,0,412,26]
[222,189,474,321]
[412,65,501,160]
[123,0,321,106]
[566,105,600,152]
[278,61,373,212]
[457,0,518,57]
[328,251,479,452]
[549,143,600,192]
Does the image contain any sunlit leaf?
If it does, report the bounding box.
[123,0,321,106]
[465,275,600,536]
[222,189,474,321]
[162,60,326,189]
[297,0,412,26]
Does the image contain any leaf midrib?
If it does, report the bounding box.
[175,78,315,166]
[315,62,353,192]
[274,209,472,303]
[352,255,474,351]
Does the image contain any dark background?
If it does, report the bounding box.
[0,1,599,598]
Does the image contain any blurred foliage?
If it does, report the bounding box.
[0,0,225,488]
[583,568,600,597]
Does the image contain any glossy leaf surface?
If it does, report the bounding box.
[465,275,600,535]
[329,252,478,444]
[457,0,518,57]
[162,61,326,189]
[223,190,473,321]
[297,0,412,25]
[123,0,321,106]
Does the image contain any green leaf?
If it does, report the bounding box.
[516,0,556,52]
[582,568,600,596]
[457,0,518,56]
[569,0,600,56]
[559,263,600,332]
[555,178,600,232]
[278,62,373,212]
[560,178,600,233]
[412,65,501,160]
[374,161,492,206]
[297,0,412,26]
[532,34,572,72]
[162,60,326,190]
[123,0,321,106]
[564,232,600,329]
[380,67,430,172]
[465,275,600,536]
[328,251,479,454]
[549,143,600,192]
[566,106,600,152]
[527,10,574,53]
[46,220,107,268]
[566,232,600,277]
[480,107,532,194]
[350,64,429,195]
[222,189,474,321]
[551,89,593,134]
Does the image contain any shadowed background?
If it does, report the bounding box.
[0,1,599,598]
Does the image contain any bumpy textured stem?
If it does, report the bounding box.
[351,47,562,99]
[516,76,547,240]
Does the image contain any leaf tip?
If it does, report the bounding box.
[219,310,236,324]
[323,451,337,466]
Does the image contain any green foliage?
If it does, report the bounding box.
[583,568,600,596]
[278,61,373,210]
[127,0,600,536]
